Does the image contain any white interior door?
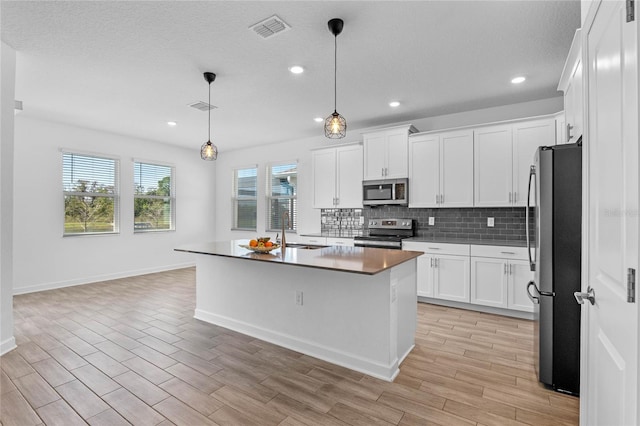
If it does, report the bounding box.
[583,1,638,425]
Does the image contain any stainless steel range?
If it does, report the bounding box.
[354,218,415,250]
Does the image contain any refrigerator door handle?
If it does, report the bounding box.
[526,281,540,304]
[526,165,536,272]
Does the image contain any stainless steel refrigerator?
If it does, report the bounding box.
[526,143,581,396]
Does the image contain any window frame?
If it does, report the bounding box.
[266,160,298,233]
[62,150,120,237]
[133,159,176,233]
[231,164,258,231]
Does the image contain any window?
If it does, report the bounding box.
[267,162,297,232]
[232,166,258,230]
[134,161,175,232]
[63,152,119,235]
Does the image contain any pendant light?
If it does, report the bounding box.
[200,72,218,160]
[325,18,346,139]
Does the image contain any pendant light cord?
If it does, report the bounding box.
[334,34,338,112]
[208,82,211,141]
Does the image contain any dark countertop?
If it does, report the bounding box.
[175,240,422,275]
[404,237,527,247]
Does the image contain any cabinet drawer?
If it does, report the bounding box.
[295,236,327,245]
[326,237,354,247]
[470,245,528,260]
[403,241,470,256]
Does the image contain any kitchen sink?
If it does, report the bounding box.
[284,243,327,250]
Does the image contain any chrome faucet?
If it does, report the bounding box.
[281,210,289,250]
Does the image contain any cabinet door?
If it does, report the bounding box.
[474,125,513,207]
[335,145,363,208]
[470,257,508,308]
[512,118,555,206]
[433,255,470,303]
[312,149,337,208]
[508,260,534,312]
[570,59,583,142]
[385,129,409,178]
[363,132,387,180]
[416,254,434,297]
[409,135,440,207]
[440,130,474,207]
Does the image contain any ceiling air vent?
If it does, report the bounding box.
[249,15,291,39]
[188,101,217,112]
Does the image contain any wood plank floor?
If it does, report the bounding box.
[1,267,579,425]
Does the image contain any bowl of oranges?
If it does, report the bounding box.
[239,237,280,253]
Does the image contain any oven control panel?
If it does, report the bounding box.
[368,218,414,230]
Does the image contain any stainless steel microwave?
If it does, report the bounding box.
[362,178,408,206]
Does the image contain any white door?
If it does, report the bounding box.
[473,125,513,207]
[409,135,440,207]
[440,130,474,207]
[470,257,508,308]
[312,149,337,208]
[335,145,363,208]
[433,255,470,303]
[583,1,638,425]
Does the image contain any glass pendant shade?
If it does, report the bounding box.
[201,140,217,160]
[325,111,346,138]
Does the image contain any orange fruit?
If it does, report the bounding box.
[249,239,258,247]
[265,241,273,247]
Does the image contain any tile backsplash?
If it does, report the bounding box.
[320,206,530,242]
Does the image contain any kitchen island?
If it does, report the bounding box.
[175,240,422,381]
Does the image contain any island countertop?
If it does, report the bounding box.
[175,240,422,275]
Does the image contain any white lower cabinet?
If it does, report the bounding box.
[325,237,354,247]
[404,241,532,314]
[403,242,470,302]
[470,246,534,313]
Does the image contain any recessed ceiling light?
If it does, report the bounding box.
[289,66,304,74]
[167,121,177,126]
[511,76,526,84]
[389,101,401,108]
[314,117,323,123]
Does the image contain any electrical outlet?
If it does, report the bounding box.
[428,217,435,226]
[295,290,303,306]
[487,217,495,227]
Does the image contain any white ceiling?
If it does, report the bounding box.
[2,1,580,153]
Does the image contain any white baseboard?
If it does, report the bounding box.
[194,308,399,382]
[0,336,16,355]
[13,262,195,295]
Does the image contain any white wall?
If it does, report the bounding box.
[1,41,16,354]
[215,96,564,240]
[12,117,216,294]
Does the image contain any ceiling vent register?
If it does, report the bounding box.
[249,15,291,39]
[188,101,217,112]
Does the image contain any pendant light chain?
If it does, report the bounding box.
[334,34,337,113]
[208,80,211,140]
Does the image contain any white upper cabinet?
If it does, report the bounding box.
[408,134,440,207]
[312,144,363,209]
[512,118,556,206]
[474,117,555,207]
[558,29,583,144]
[474,125,513,207]
[409,130,473,208]
[363,125,417,180]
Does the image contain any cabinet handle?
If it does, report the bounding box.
[435,258,439,268]
[381,167,384,177]
[500,251,515,255]
[504,264,508,274]
[567,123,574,141]
[514,192,517,203]
[430,258,433,267]
[509,192,512,203]
[510,264,513,275]
[435,194,439,204]
[335,197,339,206]
[441,194,444,204]
[385,167,388,176]
[427,247,440,250]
